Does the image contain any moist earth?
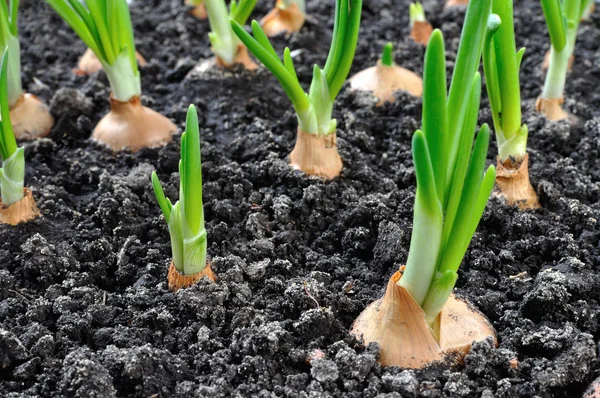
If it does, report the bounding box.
[1,0,600,397]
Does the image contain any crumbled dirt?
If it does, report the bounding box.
[1,0,600,396]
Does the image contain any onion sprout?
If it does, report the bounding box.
[398,4,496,323]
[409,2,426,26]
[381,42,394,67]
[232,0,362,136]
[538,0,586,120]
[152,105,208,280]
[0,0,54,140]
[46,0,176,152]
[483,3,526,161]
[205,0,256,66]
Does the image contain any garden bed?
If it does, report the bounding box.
[1,0,600,396]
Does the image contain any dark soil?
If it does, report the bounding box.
[1,0,600,396]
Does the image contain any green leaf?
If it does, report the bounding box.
[232,0,257,25]
[446,0,492,177]
[0,0,12,43]
[9,0,19,36]
[325,0,362,100]
[380,42,394,67]
[85,0,116,63]
[0,49,17,160]
[516,47,525,70]
[440,124,491,274]
[465,162,496,242]
[482,14,501,131]
[283,48,299,82]
[168,201,185,272]
[182,104,204,236]
[412,130,440,212]
[322,0,349,84]
[115,0,138,75]
[151,171,173,222]
[250,20,279,60]
[540,0,567,51]
[442,73,481,246]
[422,29,447,204]
[489,0,521,141]
[308,65,334,135]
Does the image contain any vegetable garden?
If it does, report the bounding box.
[2,0,600,396]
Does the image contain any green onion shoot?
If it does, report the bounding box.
[46,0,177,152]
[0,48,40,225]
[232,0,362,179]
[409,2,433,45]
[537,0,586,120]
[152,104,215,292]
[351,0,497,368]
[483,0,539,209]
[261,0,306,37]
[204,0,258,69]
[0,0,54,140]
[349,42,423,106]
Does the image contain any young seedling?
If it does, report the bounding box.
[537,0,586,120]
[186,0,207,20]
[0,0,54,140]
[232,0,362,179]
[204,0,258,70]
[409,2,433,46]
[261,0,305,37]
[351,0,497,368]
[483,0,539,209]
[152,105,215,292]
[349,42,423,106]
[46,0,177,152]
[0,49,40,225]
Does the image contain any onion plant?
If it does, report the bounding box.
[0,49,39,224]
[351,0,496,368]
[537,0,587,120]
[348,42,423,105]
[204,0,257,69]
[261,0,306,37]
[483,0,539,209]
[0,0,54,140]
[152,105,215,292]
[232,0,362,179]
[46,0,176,152]
[409,3,433,46]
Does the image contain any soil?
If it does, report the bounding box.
[1,0,600,396]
